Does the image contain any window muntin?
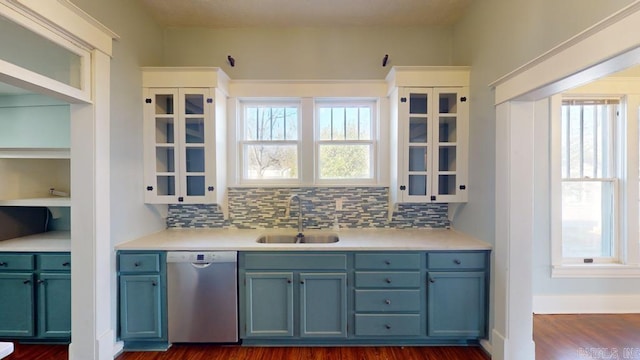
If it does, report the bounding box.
[316,102,375,181]
[240,103,300,181]
[560,99,619,262]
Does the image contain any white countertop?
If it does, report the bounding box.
[116,228,491,251]
[0,342,13,359]
[0,231,70,252]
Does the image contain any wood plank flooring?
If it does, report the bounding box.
[6,314,640,360]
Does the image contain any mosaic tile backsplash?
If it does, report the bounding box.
[167,187,450,229]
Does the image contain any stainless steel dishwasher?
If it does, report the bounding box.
[166,251,238,343]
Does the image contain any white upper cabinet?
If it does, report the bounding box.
[388,67,469,203]
[142,68,228,205]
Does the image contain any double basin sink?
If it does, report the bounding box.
[257,233,339,244]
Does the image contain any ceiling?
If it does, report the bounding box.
[137,0,473,28]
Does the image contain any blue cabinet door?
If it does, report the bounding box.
[37,272,71,338]
[244,272,294,337]
[119,274,163,339]
[299,272,347,338]
[427,271,485,337]
[0,273,34,337]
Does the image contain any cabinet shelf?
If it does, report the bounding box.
[0,148,70,159]
[0,197,71,207]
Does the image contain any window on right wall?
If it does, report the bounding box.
[559,98,620,263]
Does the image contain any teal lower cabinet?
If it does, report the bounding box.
[0,252,71,342]
[0,272,35,337]
[427,271,485,338]
[240,253,348,344]
[426,252,488,339]
[244,272,294,337]
[117,251,168,350]
[239,250,489,346]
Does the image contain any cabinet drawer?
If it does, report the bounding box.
[428,252,486,270]
[355,314,421,336]
[243,253,347,270]
[38,254,71,271]
[119,253,160,273]
[355,289,421,312]
[355,271,421,288]
[354,253,421,270]
[0,254,35,270]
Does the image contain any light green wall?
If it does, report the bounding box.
[0,95,69,148]
[451,0,637,297]
[163,26,454,79]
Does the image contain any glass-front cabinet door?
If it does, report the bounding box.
[144,88,216,204]
[399,87,468,203]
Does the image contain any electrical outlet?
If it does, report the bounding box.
[336,198,343,211]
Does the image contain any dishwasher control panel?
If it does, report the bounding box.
[166,251,237,264]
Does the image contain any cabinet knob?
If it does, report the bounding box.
[0,262,6,267]
[62,262,70,267]
[460,185,467,190]
[384,324,391,330]
[399,185,406,191]
[152,281,157,286]
[134,261,141,267]
[287,279,292,284]
[23,280,31,285]
[431,196,436,201]
[384,260,391,265]
[385,278,392,284]
[146,186,154,191]
[208,186,214,192]
[453,259,462,265]
[429,278,435,283]
[178,196,184,202]
[384,299,391,305]
[300,281,305,284]
[460,96,467,102]
[37,280,45,285]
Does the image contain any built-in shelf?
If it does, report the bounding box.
[0,148,70,159]
[0,197,71,207]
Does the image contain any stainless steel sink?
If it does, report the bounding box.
[256,233,339,244]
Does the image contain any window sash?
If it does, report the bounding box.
[558,97,621,265]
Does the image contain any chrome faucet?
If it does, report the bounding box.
[285,194,304,238]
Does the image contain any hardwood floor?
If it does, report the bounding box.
[534,314,640,360]
[6,314,640,360]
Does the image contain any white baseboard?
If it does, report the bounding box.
[533,295,640,314]
[112,340,124,358]
[480,338,492,356]
[491,329,506,360]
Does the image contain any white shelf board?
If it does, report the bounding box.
[0,148,70,159]
[0,197,71,207]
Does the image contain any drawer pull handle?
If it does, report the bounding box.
[453,259,462,265]
[0,262,6,267]
[384,299,391,305]
[300,281,305,284]
[287,279,292,284]
[384,324,391,330]
[37,280,45,285]
[134,262,141,267]
[384,260,391,265]
[23,280,31,285]
[152,281,157,286]
[385,278,392,284]
[62,262,70,267]
[429,278,435,283]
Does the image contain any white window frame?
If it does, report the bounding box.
[238,100,302,185]
[314,99,378,185]
[551,92,640,277]
[233,96,382,187]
